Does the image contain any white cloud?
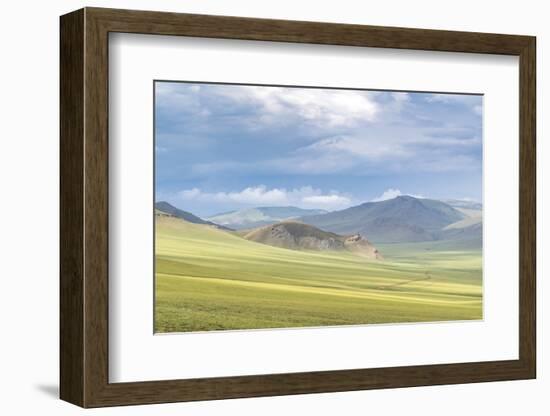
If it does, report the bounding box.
[176,185,353,210]
[371,188,424,202]
[371,188,402,202]
[157,84,482,179]
[391,92,410,102]
[178,186,286,205]
[227,186,288,205]
[301,194,352,209]
[216,86,379,127]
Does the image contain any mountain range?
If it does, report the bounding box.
[155,201,233,230]
[206,206,327,229]
[300,195,481,244]
[156,195,482,247]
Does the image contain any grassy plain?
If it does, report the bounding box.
[155,217,482,333]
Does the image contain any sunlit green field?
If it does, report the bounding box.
[155,217,482,333]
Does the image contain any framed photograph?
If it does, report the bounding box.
[60,7,536,407]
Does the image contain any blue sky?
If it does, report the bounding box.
[155,81,482,217]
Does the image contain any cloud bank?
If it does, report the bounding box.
[176,185,353,211]
[157,83,380,129]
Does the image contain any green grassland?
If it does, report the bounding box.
[155,216,482,333]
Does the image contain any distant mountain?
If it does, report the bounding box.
[300,196,466,243]
[155,201,232,230]
[443,199,482,211]
[206,206,328,230]
[443,209,482,231]
[442,221,482,241]
[244,221,382,260]
[441,203,482,248]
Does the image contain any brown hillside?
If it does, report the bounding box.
[244,221,382,260]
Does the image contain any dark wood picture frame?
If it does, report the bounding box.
[60,7,536,408]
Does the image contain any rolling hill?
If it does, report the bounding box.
[300,195,470,243]
[441,200,482,246]
[206,206,327,229]
[243,221,382,259]
[155,215,482,332]
[155,201,232,230]
[442,221,482,241]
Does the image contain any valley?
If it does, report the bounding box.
[154,197,483,332]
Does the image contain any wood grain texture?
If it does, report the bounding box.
[59,7,537,408]
[59,8,84,407]
[88,7,532,54]
[83,10,110,406]
[518,38,536,375]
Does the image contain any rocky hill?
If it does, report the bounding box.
[243,221,382,260]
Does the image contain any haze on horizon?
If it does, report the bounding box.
[155,82,483,218]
